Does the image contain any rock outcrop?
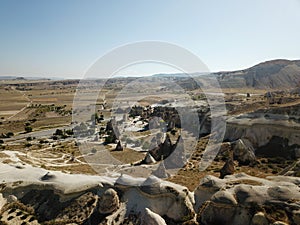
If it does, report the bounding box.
[114,141,123,151]
[251,212,269,225]
[225,115,300,157]
[220,158,235,178]
[148,134,182,162]
[152,161,169,178]
[141,208,167,225]
[195,173,300,225]
[98,188,119,214]
[55,192,99,224]
[1,163,300,225]
[232,139,256,165]
[0,164,194,224]
[144,152,157,164]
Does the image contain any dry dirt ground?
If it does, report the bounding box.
[0,79,300,191]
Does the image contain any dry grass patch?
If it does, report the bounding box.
[110,148,145,164]
[0,152,9,158]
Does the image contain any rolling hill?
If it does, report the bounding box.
[215,59,300,89]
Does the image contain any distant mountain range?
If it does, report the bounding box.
[1,59,300,89]
[0,76,60,81]
[152,59,300,89]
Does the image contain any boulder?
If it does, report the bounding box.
[211,190,237,205]
[144,152,156,164]
[198,190,239,225]
[251,212,269,225]
[114,141,123,151]
[194,175,224,210]
[99,188,120,214]
[232,139,256,165]
[220,159,235,178]
[6,195,17,203]
[197,201,237,225]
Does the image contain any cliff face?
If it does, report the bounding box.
[0,163,300,225]
[224,112,300,160]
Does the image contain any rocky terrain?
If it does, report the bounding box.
[0,163,299,225]
[1,59,300,224]
[0,165,300,225]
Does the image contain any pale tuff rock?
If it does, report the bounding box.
[0,194,6,211]
[225,121,300,151]
[117,175,195,222]
[99,188,120,214]
[152,161,169,178]
[195,173,300,225]
[55,192,98,224]
[211,190,237,205]
[232,138,256,165]
[6,195,17,203]
[144,152,156,164]
[164,135,187,169]
[197,190,240,225]
[251,212,269,225]
[194,175,224,210]
[99,202,127,225]
[1,162,300,225]
[141,208,167,225]
[272,222,289,225]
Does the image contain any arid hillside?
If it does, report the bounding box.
[215,59,300,89]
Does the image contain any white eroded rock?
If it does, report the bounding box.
[271,221,289,225]
[141,208,167,225]
[232,138,256,164]
[0,193,7,211]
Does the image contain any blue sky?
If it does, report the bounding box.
[0,0,300,78]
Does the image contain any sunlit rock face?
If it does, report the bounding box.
[1,163,300,225]
[225,113,300,160]
[0,164,195,224]
[194,173,300,225]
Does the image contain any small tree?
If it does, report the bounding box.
[26,136,32,141]
[54,129,63,136]
[25,126,32,133]
[6,132,14,137]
